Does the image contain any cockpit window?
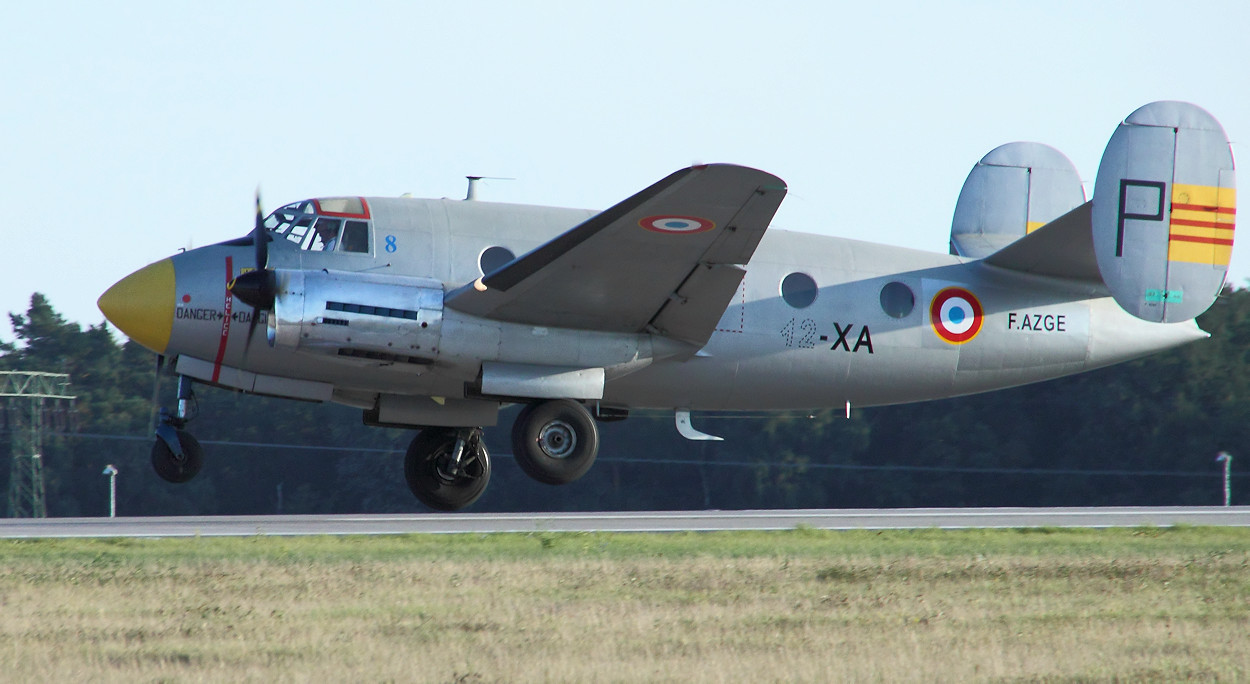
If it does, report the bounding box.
[341,220,369,252]
[310,217,341,251]
[265,201,317,243]
[315,197,368,216]
[265,197,371,253]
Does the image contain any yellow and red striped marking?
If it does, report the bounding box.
[1169,183,1235,265]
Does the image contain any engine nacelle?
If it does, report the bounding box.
[270,269,443,363]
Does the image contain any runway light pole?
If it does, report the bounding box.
[102,465,118,518]
[1215,452,1232,507]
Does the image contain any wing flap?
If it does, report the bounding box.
[648,263,746,346]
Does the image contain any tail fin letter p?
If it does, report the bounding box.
[1116,179,1166,257]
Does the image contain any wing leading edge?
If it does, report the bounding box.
[445,164,787,346]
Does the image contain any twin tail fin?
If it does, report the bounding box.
[976,101,1235,323]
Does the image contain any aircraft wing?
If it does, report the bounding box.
[444,164,787,346]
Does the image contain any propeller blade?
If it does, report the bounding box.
[245,302,265,353]
[230,269,275,356]
[233,189,277,355]
[254,189,268,271]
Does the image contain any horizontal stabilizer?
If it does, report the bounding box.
[445,164,786,346]
[983,201,1102,282]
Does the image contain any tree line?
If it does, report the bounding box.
[2,290,1245,517]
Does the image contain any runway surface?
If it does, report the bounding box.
[1,507,1248,538]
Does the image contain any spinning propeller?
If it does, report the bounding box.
[227,192,277,349]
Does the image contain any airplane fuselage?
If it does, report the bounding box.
[145,196,1203,419]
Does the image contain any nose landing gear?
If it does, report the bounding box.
[152,375,204,483]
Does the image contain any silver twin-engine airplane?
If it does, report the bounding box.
[99,101,1236,510]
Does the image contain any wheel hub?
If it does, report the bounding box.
[431,435,486,483]
[432,454,461,484]
[537,420,577,459]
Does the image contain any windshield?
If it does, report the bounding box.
[265,197,371,253]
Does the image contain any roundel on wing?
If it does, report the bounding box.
[929,287,983,344]
[639,215,715,234]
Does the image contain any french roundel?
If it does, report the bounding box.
[639,215,715,234]
[929,287,983,344]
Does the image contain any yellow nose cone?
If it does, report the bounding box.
[98,259,175,354]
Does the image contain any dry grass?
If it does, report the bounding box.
[0,529,1247,682]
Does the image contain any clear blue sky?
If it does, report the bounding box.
[3,1,1247,342]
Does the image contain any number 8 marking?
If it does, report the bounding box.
[385,235,397,253]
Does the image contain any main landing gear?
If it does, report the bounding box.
[510,399,599,485]
[147,376,603,512]
[151,375,204,484]
[403,398,601,510]
[403,427,492,512]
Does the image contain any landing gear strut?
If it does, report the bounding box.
[404,427,492,511]
[511,399,599,485]
[152,375,204,483]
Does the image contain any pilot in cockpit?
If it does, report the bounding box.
[311,217,342,251]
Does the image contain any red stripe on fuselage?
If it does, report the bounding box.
[212,256,234,383]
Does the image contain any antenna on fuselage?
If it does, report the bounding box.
[464,176,514,201]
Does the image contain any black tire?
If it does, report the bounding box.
[404,428,491,511]
[510,400,599,485]
[151,429,204,483]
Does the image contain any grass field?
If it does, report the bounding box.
[1,526,1248,682]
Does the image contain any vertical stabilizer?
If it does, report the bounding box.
[1092,101,1236,322]
[950,142,1085,258]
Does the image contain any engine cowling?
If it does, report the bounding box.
[270,269,443,363]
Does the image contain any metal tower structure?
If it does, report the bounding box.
[1,372,75,518]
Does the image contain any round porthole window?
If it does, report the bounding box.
[879,281,915,318]
[780,272,818,309]
[479,246,515,275]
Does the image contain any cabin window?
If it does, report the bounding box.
[879,281,915,318]
[479,246,516,275]
[780,272,818,309]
